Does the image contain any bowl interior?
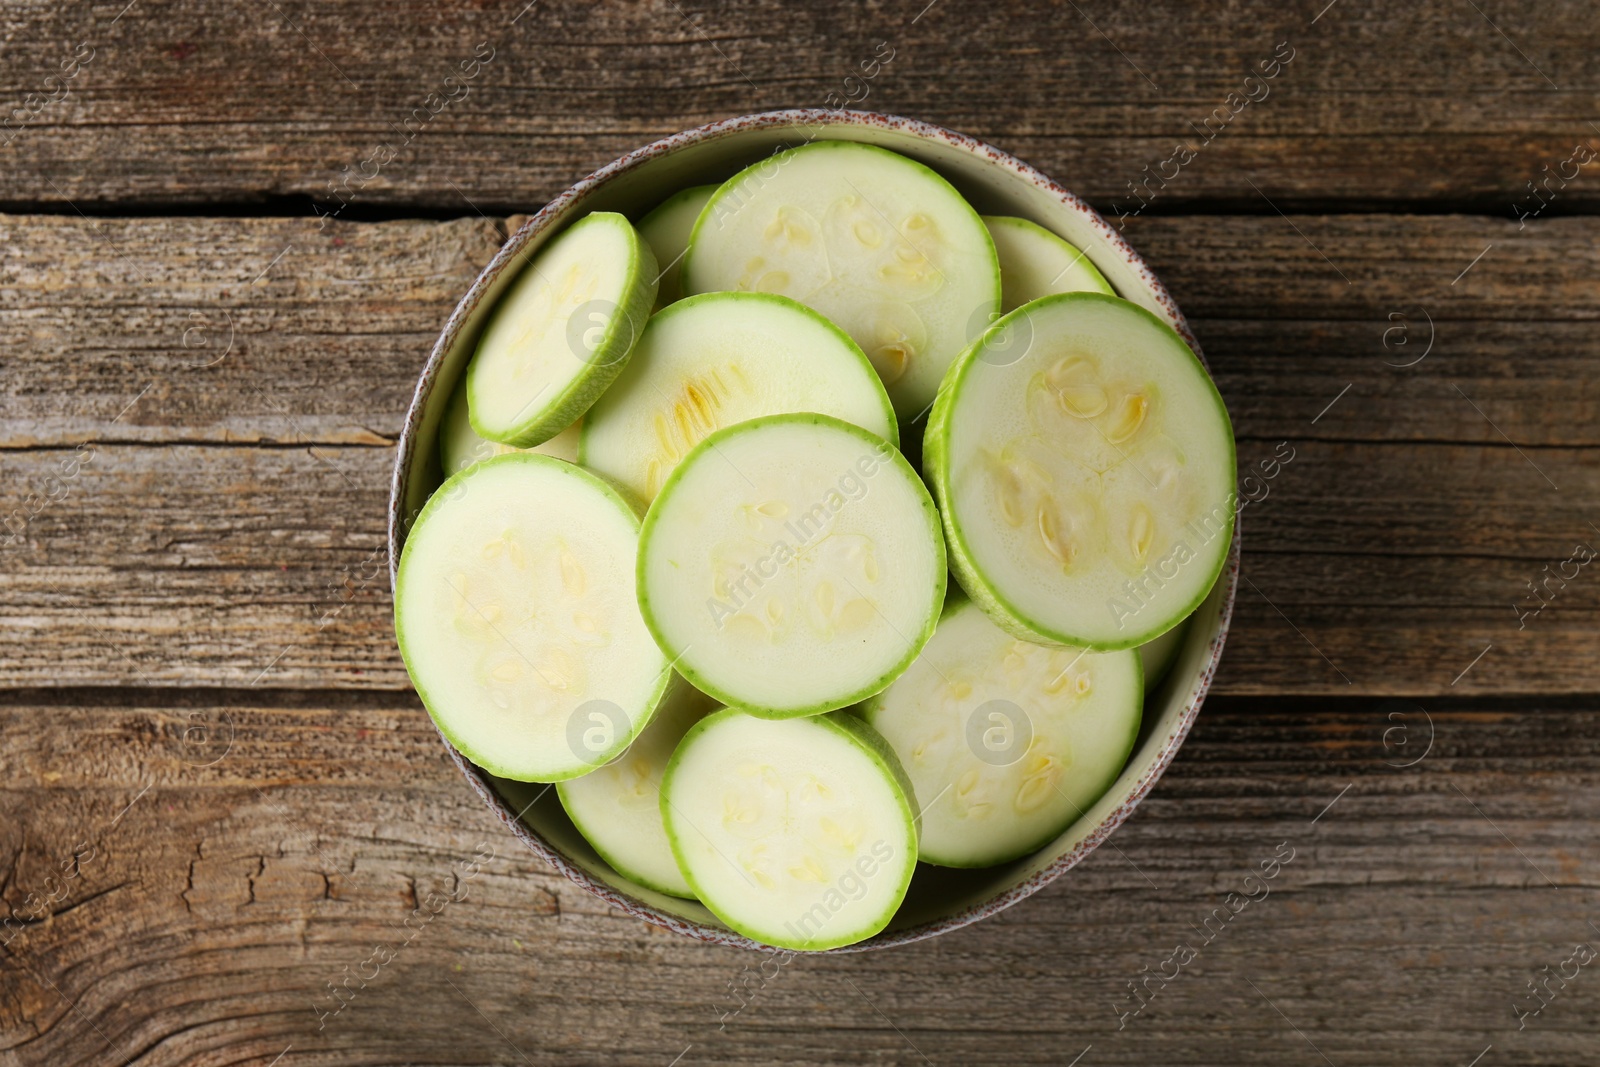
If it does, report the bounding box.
[393,111,1237,951]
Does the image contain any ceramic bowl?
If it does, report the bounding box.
[389,108,1238,952]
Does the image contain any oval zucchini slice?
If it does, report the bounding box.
[682,141,999,419]
[925,292,1235,650]
[578,291,896,502]
[557,678,717,897]
[637,184,718,309]
[983,215,1114,312]
[637,413,946,718]
[861,592,1142,868]
[661,707,918,950]
[395,454,669,781]
[467,211,658,447]
[439,374,580,476]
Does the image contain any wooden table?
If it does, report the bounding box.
[2,1,1597,1063]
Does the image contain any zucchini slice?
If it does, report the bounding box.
[637,413,945,718]
[660,707,918,950]
[925,292,1235,650]
[578,291,896,502]
[439,374,580,475]
[395,454,669,781]
[682,141,999,418]
[861,592,1141,868]
[983,215,1114,311]
[637,184,718,309]
[557,678,717,897]
[468,211,657,447]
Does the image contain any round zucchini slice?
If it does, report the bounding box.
[861,593,1142,868]
[925,292,1235,650]
[395,454,669,781]
[682,141,999,419]
[578,291,896,502]
[438,374,580,475]
[983,215,1114,311]
[637,413,945,718]
[637,184,718,309]
[467,211,657,447]
[557,678,717,897]
[660,707,918,950]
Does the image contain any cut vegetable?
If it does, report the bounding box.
[682,141,999,418]
[395,454,669,781]
[637,185,717,309]
[926,292,1235,650]
[439,374,580,476]
[983,215,1114,312]
[558,678,717,897]
[579,291,897,502]
[861,592,1142,868]
[468,211,657,447]
[1138,612,1191,689]
[661,707,917,950]
[637,413,945,718]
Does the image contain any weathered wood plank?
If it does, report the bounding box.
[0,444,399,690]
[0,214,504,447]
[2,433,1593,694]
[4,212,1598,448]
[1,0,1598,211]
[2,696,1598,1065]
[1,213,1597,693]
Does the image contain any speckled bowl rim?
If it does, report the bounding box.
[389,108,1239,953]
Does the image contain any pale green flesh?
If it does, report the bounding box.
[395,455,668,782]
[557,678,717,897]
[682,141,999,419]
[468,211,657,447]
[927,292,1236,650]
[637,185,718,309]
[862,594,1141,868]
[578,291,896,502]
[637,414,946,718]
[983,215,1114,312]
[660,708,917,950]
[439,374,580,476]
[1138,612,1191,688]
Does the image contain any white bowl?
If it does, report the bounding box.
[389,109,1239,952]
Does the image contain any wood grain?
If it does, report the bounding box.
[2,694,1597,1065]
[0,214,504,448]
[3,433,1598,696]
[1,0,1597,212]
[2,212,1597,694]
[5,212,1596,449]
